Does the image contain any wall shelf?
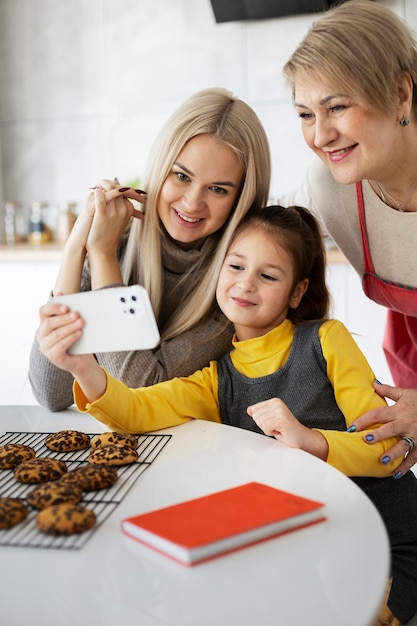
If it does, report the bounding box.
[0,243,63,262]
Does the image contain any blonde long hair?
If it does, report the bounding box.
[283,0,417,117]
[121,88,271,340]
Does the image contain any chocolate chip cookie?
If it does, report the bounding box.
[27,481,83,510]
[0,443,36,469]
[44,430,91,452]
[60,464,118,491]
[0,497,29,529]
[90,432,138,450]
[36,502,96,535]
[14,458,67,484]
[88,444,138,466]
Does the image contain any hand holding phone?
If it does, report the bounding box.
[51,285,160,355]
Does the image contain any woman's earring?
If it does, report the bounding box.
[399,115,410,126]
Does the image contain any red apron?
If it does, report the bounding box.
[356,182,417,387]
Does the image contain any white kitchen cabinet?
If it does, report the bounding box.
[0,250,61,404]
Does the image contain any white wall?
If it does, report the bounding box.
[0,0,413,208]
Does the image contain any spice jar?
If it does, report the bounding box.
[3,202,29,245]
[28,202,52,244]
[56,201,77,243]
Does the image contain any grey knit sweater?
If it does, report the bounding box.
[28,233,233,411]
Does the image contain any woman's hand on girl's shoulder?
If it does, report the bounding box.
[350,381,417,477]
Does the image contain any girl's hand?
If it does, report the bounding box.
[36,301,87,374]
[247,398,328,460]
[349,381,417,477]
[36,301,106,401]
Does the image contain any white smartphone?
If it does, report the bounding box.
[52,285,160,355]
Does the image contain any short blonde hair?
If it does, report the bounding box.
[283,0,417,116]
[121,88,271,340]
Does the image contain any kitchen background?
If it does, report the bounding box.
[0,0,415,404]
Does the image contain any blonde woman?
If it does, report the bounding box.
[29,88,271,411]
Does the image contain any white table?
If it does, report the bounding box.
[0,405,389,626]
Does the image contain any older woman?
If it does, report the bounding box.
[281,0,417,485]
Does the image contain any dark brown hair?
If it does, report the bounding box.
[231,205,330,324]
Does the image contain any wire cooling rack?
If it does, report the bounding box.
[0,431,171,550]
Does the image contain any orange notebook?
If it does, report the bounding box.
[121,482,326,565]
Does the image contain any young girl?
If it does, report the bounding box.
[29,87,271,411]
[40,205,417,625]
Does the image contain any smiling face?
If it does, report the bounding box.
[293,84,402,185]
[216,227,308,341]
[157,134,244,250]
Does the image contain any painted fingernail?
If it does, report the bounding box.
[394,471,402,479]
[118,187,130,192]
[382,456,390,464]
[347,425,356,433]
[135,189,146,195]
[374,378,382,385]
[365,434,374,442]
